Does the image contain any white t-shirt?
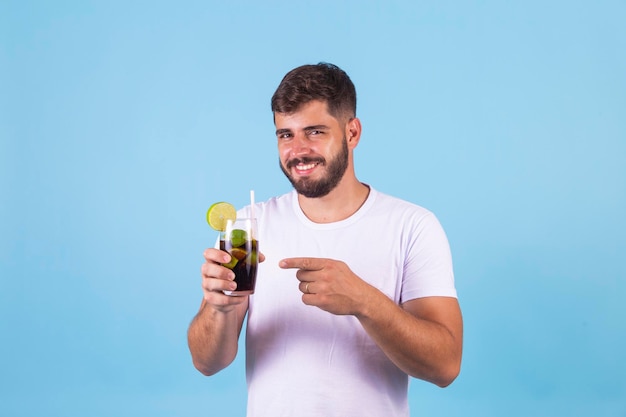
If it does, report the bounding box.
[242,187,456,417]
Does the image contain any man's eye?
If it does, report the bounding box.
[278,133,292,139]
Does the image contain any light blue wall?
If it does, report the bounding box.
[2,1,625,415]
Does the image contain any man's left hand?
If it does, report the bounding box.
[279,257,375,316]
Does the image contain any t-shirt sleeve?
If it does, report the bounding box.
[400,211,457,303]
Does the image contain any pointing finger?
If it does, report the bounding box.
[279,257,325,271]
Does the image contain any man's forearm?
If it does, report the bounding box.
[187,300,246,376]
[355,292,463,387]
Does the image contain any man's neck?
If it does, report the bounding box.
[297,179,370,224]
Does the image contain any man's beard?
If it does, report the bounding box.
[279,137,349,198]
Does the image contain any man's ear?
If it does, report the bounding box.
[346,117,362,148]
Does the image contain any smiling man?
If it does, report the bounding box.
[276,99,353,200]
[188,63,463,417]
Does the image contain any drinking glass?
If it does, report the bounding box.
[221,218,258,296]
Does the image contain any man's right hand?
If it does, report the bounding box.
[200,248,265,311]
[200,248,247,311]
[189,247,262,376]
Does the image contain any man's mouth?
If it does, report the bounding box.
[287,158,324,174]
[295,162,320,172]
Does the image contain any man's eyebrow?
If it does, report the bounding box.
[275,128,292,136]
[304,124,330,131]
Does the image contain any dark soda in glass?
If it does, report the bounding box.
[221,226,258,295]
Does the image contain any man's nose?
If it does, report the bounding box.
[290,133,311,157]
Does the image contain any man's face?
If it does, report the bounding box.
[275,100,350,198]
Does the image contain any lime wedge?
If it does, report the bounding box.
[230,229,248,248]
[206,202,237,232]
[222,248,247,270]
[230,247,248,261]
[222,255,238,269]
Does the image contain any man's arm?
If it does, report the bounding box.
[357,294,462,387]
[280,257,463,387]
[187,248,250,376]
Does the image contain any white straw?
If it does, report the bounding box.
[250,190,256,219]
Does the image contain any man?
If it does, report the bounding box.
[188,63,463,416]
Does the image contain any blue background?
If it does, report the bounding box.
[1,1,625,416]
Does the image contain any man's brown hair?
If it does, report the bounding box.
[271,62,357,122]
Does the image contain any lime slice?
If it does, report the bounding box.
[230,247,248,261]
[222,255,238,269]
[230,229,248,248]
[222,248,247,270]
[206,202,237,232]
[249,243,258,264]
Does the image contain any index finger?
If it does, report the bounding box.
[279,257,325,271]
[203,247,231,264]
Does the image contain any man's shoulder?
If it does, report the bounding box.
[256,190,295,214]
[370,187,433,218]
